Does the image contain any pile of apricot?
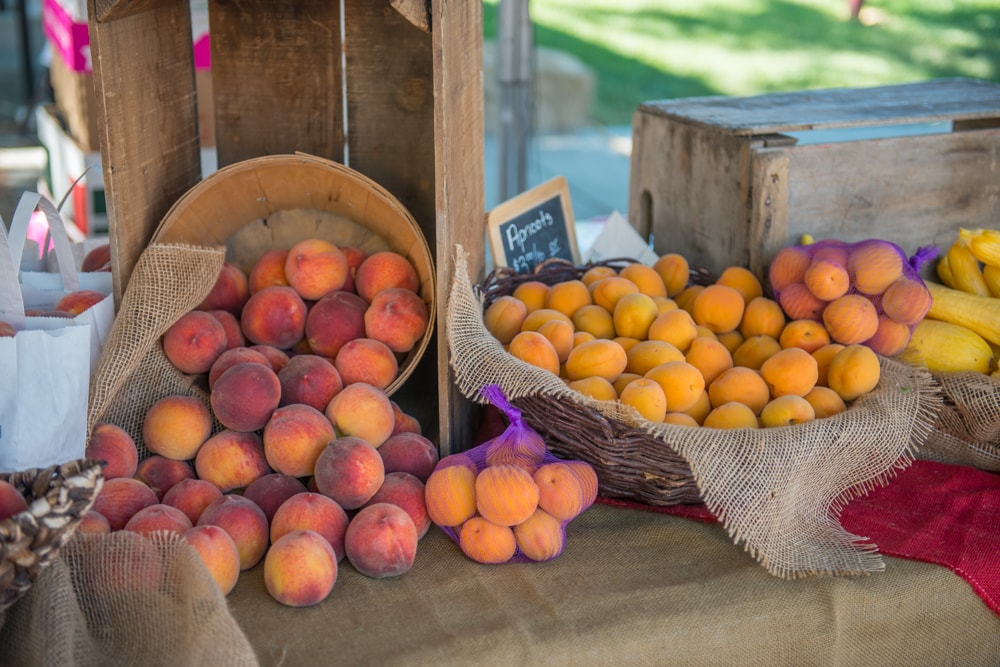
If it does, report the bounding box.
[483,254,882,429]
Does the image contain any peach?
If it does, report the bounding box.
[355,251,420,302]
[270,491,350,561]
[240,285,307,350]
[197,262,250,314]
[135,455,196,500]
[513,508,565,562]
[264,529,338,606]
[325,382,395,448]
[0,479,28,522]
[390,401,422,436]
[0,321,15,337]
[248,248,290,294]
[459,516,517,564]
[377,432,439,482]
[331,338,396,390]
[78,509,111,534]
[475,464,539,527]
[142,395,213,461]
[362,471,430,539]
[305,290,368,358]
[262,404,336,478]
[313,436,385,510]
[54,289,106,316]
[162,477,224,524]
[243,473,309,523]
[184,524,242,596]
[277,354,343,411]
[162,310,228,374]
[211,362,282,433]
[81,242,111,272]
[86,422,139,479]
[250,344,290,373]
[91,477,159,530]
[532,461,586,522]
[124,503,193,536]
[194,430,271,492]
[208,346,271,389]
[364,287,429,354]
[424,462,478,527]
[284,238,349,300]
[344,502,418,578]
[197,494,270,570]
[206,309,245,350]
[339,245,368,293]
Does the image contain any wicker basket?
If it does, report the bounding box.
[475,257,714,506]
[0,458,105,616]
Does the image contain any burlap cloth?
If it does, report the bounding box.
[920,371,1000,472]
[447,245,942,579]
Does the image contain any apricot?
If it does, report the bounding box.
[564,339,628,382]
[717,329,745,355]
[611,372,643,396]
[572,331,597,347]
[243,473,309,523]
[162,477,224,525]
[759,346,818,397]
[617,262,666,298]
[271,491,350,561]
[811,343,846,387]
[184,524,242,596]
[211,362,282,433]
[618,378,668,422]
[567,375,618,401]
[703,401,760,429]
[305,290,368,358]
[262,404,336,478]
[459,516,517,564]
[803,258,849,301]
[248,248,290,294]
[208,346,271,390]
[277,353,343,412]
[647,308,698,352]
[532,461,586,521]
[364,287,429,354]
[345,502,418,578]
[848,240,904,296]
[652,253,690,297]
[880,277,932,326]
[313,436,385,510]
[692,284,745,334]
[508,330,561,376]
[362,471,431,539]
[571,304,616,339]
[684,336,733,386]
[759,394,816,427]
[197,494,270,570]
[777,282,827,322]
[162,310,228,375]
[581,265,617,287]
[424,462,477,527]
[475,464,539,527]
[521,307,573,333]
[768,245,812,293]
[778,319,832,354]
[0,480,28,522]
[514,508,565,562]
[484,295,528,344]
[739,296,786,340]
[675,285,706,314]
[325,382,395,448]
[812,242,850,268]
[827,344,881,402]
[124,503,193,536]
[378,432,439,482]
[91,477,158,531]
[590,276,639,313]
[681,389,713,424]
[803,386,848,419]
[135,456,196,500]
[537,319,575,363]
[265,529,339,606]
[864,315,912,357]
[707,366,770,414]
[545,279,592,318]
[612,292,658,340]
[86,422,139,479]
[198,262,250,314]
[663,412,700,427]
[335,337,399,390]
[715,266,763,303]
[143,395,212,462]
[732,334,781,370]
[284,238,348,300]
[822,294,880,345]
[654,296,680,315]
[565,460,599,508]
[240,285,307,350]
[511,280,550,313]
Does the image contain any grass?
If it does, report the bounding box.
[483,0,1000,125]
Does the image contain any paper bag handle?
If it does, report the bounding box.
[8,192,81,293]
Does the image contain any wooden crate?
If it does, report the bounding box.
[85,0,486,455]
[628,79,1000,281]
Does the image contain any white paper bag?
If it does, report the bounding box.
[0,193,114,472]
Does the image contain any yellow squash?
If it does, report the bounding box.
[899,318,995,374]
[925,281,1000,347]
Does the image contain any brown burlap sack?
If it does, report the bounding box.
[920,371,1000,471]
[448,245,942,579]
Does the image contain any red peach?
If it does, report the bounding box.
[54,289,106,315]
[135,455,197,500]
[284,238,349,301]
[390,401,422,436]
[250,344,291,373]
[362,471,430,539]
[313,436,385,510]
[277,354,344,412]
[354,251,420,302]
[262,404,336,478]
[142,395,213,461]
[124,502,193,536]
[211,362,282,432]
[162,310,228,374]
[78,509,111,534]
[81,242,111,272]
[304,290,368,359]
[243,473,308,523]
[0,479,28,522]
[344,502,418,578]
[0,321,15,337]
[162,477,224,524]
[86,422,139,479]
[91,477,159,530]
[184,524,242,596]
[248,249,290,294]
[364,287,429,354]
[208,346,271,390]
[207,309,245,350]
[240,285,307,350]
[334,338,399,390]
[324,382,395,448]
[264,529,338,607]
[197,262,250,314]
[270,491,350,561]
[377,432,438,482]
[340,245,368,293]
[194,430,272,492]
[197,494,270,570]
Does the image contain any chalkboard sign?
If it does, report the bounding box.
[487,176,580,273]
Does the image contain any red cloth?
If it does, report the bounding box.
[475,404,1000,615]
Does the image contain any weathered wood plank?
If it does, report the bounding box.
[210,0,343,167]
[391,0,430,32]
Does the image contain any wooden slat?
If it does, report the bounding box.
[209,0,343,167]
[88,0,203,304]
[747,149,790,279]
[391,0,431,32]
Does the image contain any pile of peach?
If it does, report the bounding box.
[484,254,884,429]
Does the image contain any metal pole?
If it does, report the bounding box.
[497,0,533,201]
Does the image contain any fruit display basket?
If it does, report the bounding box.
[0,458,105,618]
